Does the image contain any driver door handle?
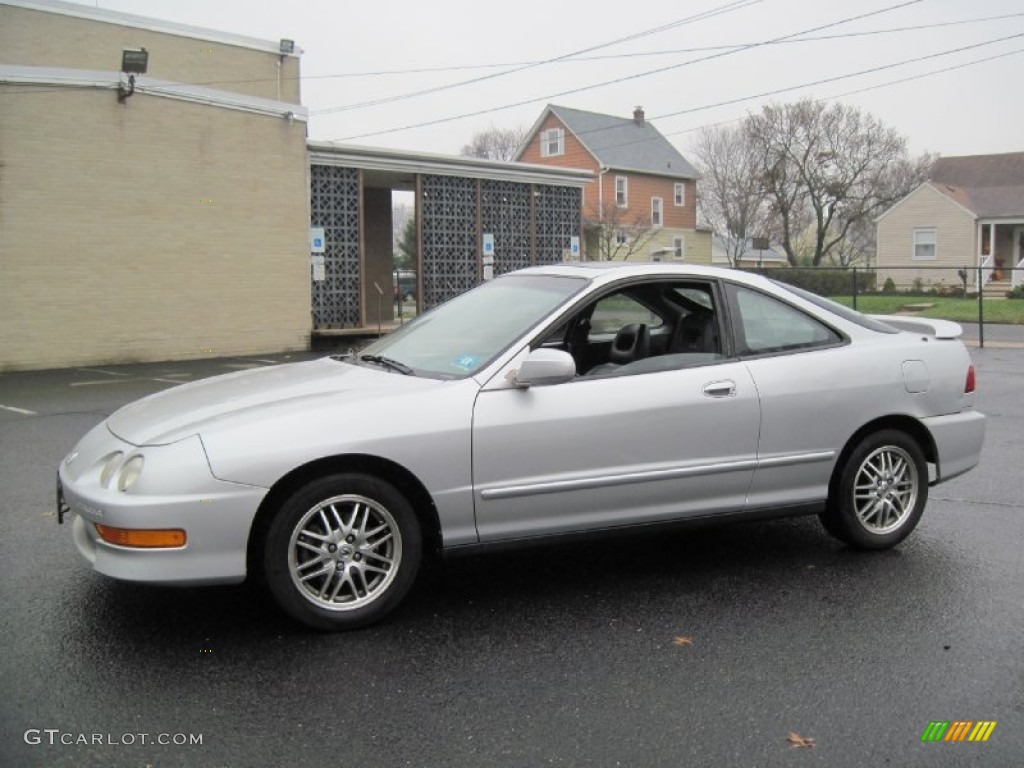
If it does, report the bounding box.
[703,380,736,398]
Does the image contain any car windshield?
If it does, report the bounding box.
[352,273,588,378]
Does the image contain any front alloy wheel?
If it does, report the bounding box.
[264,473,422,630]
[821,430,928,549]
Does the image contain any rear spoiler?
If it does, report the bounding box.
[869,315,963,339]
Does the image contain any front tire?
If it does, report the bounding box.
[820,430,927,550]
[263,473,422,630]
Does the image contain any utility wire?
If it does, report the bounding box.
[303,12,1024,79]
[570,44,1024,155]
[332,0,924,141]
[650,32,1024,123]
[4,7,1015,100]
[312,0,762,115]
[0,0,757,101]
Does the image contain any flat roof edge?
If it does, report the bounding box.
[1,0,302,57]
[0,65,308,119]
[308,142,593,186]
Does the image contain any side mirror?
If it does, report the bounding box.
[510,348,576,388]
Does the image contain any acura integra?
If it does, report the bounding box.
[57,263,985,629]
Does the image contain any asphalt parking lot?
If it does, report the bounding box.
[0,346,1021,767]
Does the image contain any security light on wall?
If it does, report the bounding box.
[118,48,148,103]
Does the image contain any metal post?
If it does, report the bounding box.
[373,282,383,338]
[395,268,402,325]
[852,267,858,312]
[977,266,984,349]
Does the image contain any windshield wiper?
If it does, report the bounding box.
[359,354,414,375]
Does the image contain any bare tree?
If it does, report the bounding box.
[747,99,924,266]
[690,123,769,266]
[460,124,528,162]
[828,153,934,267]
[584,201,659,261]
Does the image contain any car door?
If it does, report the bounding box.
[724,282,852,511]
[470,280,762,543]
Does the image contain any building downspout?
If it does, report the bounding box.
[597,167,609,221]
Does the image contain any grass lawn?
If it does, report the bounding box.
[828,295,1024,325]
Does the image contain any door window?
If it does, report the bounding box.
[731,286,840,355]
[589,294,663,335]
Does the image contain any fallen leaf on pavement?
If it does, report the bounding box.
[672,636,693,646]
[786,732,815,748]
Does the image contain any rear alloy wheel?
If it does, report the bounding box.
[264,473,421,630]
[821,430,927,550]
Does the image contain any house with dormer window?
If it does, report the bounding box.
[516,104,710,263]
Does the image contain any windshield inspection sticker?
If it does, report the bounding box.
[452,354,479,371]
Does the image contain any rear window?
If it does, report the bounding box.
[772,282,899,334]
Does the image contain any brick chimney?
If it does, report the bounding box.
[633,106,645,126]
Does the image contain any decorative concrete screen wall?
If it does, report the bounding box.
[419,176,584,311]
[310,165,362,327]
[307,146,590,329]
[420,175,480,309]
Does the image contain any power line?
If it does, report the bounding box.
[311,0,762,115]
[572,45,1024,155]
[0,0,757,102]
[302,12,1024,80]
[332,0,924,141]
[650,32,1024,123]
[4,7,1016,102]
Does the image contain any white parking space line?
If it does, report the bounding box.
[70,379,141,387]
[221,363,267,370]
[149,378,186,384]
[0,404,37,415]
[76,368,131,376]
[251,359,280,364]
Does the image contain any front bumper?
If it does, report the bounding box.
[58,426,267,586]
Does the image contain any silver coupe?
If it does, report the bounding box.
[57,263,985,629]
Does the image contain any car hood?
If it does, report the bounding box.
[106,357,439,446]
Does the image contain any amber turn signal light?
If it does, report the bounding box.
[96,525,186,548]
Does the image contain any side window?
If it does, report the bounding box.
[589,293,662,335]
[731,286,841,354]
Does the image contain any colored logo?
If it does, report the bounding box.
[921,721,997,742]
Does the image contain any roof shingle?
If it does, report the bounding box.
[929,152,1024,217]
[541,104,698,179]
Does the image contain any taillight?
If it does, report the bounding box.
[965,365,976,393]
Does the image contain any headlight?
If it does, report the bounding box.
[117,455,145,492]
[99,452,124,489]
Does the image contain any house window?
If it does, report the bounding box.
[615,176,628,208]
[615,231,628,245]
[540,128,564,157]
[913,228,937,260]
[674,183,685,206]
[673,236,685,260]
[651,197,663,227]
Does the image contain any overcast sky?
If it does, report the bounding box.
[72,0,1024,160]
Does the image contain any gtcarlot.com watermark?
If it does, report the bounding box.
[24,729,203,747]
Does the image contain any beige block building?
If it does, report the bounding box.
[1,0,310,371]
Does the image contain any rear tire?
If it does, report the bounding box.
[263,472,422,630]
[820,430,927,550]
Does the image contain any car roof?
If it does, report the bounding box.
[511,261,773,289]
